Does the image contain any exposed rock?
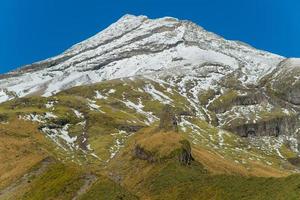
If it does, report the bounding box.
[38,123,62,130]
[229,116,297,137]
[287,157,300,167]
[234,92,266,106]
[133,144,156,163]
[118,124,144,132]
[178,110,195,117]
[208,90,266,114]
[72,174,97,200]
[159,105,178,132]
[0,114,8,122]
[51,118,71,126]
[178,140,194,165]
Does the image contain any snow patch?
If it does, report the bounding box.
[87,99,105,113]
[73,109,84,119]
[42,124,78,151]
[95,90,108,100]
[122,98,158,125]
[143,84,173,104]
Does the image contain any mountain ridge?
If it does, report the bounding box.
[3,14,276,75]
[0,14,285,102]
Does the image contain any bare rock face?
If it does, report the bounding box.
[133,144,157,163]
[178,140,194,165]
[159,105,178,132]
[118,124,144,132]
[230,117,297,137]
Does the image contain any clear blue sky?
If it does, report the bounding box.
[1,0,299,74]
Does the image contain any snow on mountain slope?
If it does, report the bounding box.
[0,90,12,102]
[0,14,284,103]
[270,58,300,105]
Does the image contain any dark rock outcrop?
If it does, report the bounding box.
[159,104,178,132]
[229,117,297,137]
[210,90,266,114]
[51,118,71,126]
[234,92,265,106]
[133,144,156,163]
[287,157,300,167]
[178,140,194,165]
[38,123,62,130]
[0,114,8,122]
[118,124,144,132]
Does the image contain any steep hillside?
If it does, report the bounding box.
[0,15,300,199]
[1,77,300,199]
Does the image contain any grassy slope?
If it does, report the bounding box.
[0,77,300,199]
[107,127,300,200]
[78,178,138,200]
[142,161,300,200]
[0,119,49,189]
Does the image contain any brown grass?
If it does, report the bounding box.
[192,146,288,177]
[135,128,184,157]
[0,119,49,189]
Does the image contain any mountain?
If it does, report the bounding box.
[0,14,283,100]
[1,15,300,199]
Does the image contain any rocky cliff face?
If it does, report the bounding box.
[159,105,178,132]
[230,116,298,138]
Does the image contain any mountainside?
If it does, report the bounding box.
[0,14,283,100]
[1,15,300,199]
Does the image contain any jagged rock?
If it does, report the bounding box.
[287,157,300,167]
[133,144,156,163]
[229,117,297,137]
[118,124,144,132]
[38,123,62,130]
[0,114,8,122]
[234,92,266,106]
[159,105,178,132]
[178,110,195,117]
[51,118,70,126]
[178,140,194,165]
[208,90,267,114]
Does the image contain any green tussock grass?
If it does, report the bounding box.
[78,177,138,200]
[141,161,300,200]
[22,162,84,200]
[207,90,238,112]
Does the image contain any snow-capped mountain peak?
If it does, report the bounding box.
[0,14,284,102]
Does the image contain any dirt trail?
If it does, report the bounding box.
[0,157,53,200]
[72,174,97,200]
